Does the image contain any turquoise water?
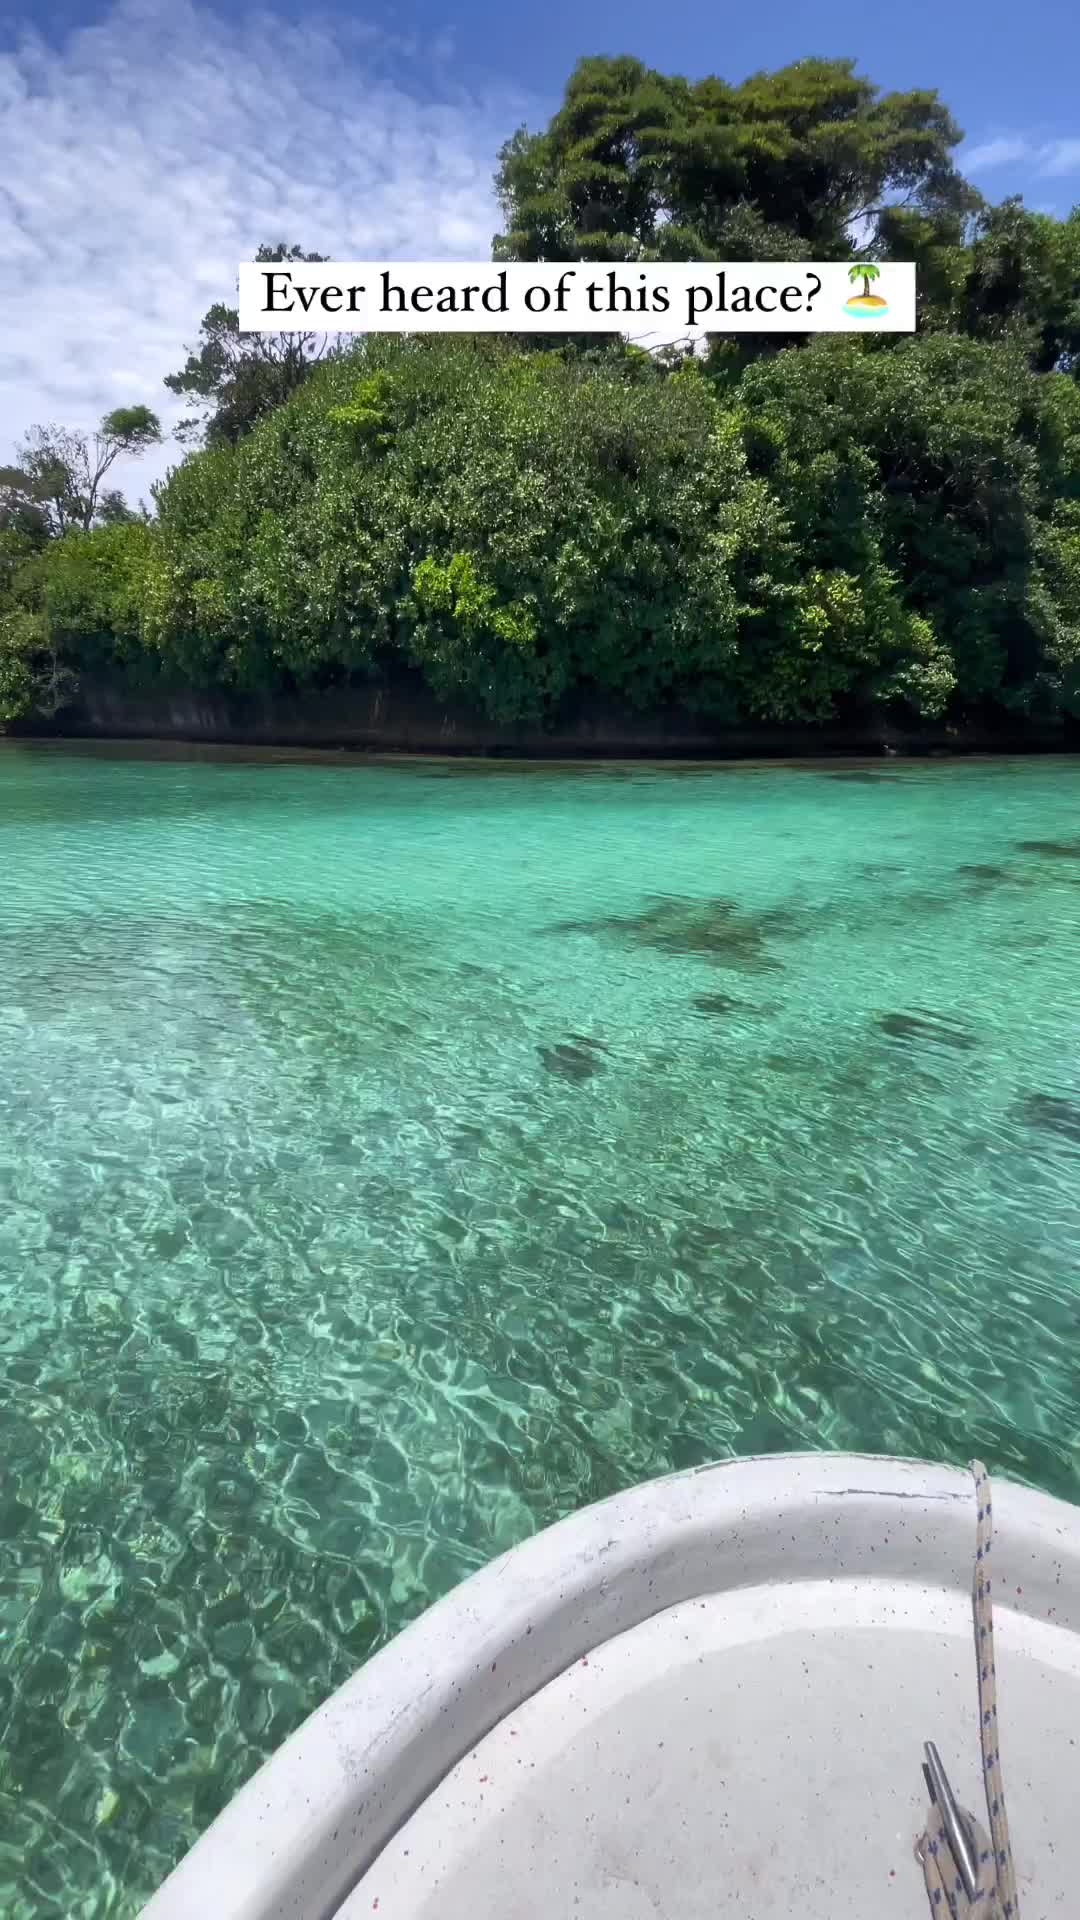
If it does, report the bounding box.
[2,741,1080,1916]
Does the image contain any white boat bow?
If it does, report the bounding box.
[140,1451,1080,1919]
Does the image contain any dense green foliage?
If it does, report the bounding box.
[736,336,1080,717]
[2,54,1079,738]
[122,343,781,719]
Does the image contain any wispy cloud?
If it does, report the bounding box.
[962,136,1032,171]
[962,132,1080,181]
[0,0,535,496]
[1040,139,1080,178]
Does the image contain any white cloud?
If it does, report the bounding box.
[0,0,536,499]
[1039,139,1080,178]
[962,136,1032,171]
[962,132,1080,184]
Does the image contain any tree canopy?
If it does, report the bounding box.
[494,56,977,266]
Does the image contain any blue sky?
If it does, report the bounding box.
[2,0,1078,496]
[21,0,1080,145]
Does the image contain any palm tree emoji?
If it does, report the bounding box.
[849,262,882,301]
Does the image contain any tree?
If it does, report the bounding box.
[959,200,1080,374]
[0,475,51,547]
[875,204,973,334]
[0,605,78,724]
[7,329,1080,735]
[848,262,882,301]
[0,409,159,728]
[495,55,977,268]
[164,242,334,446]
[0,513,157,728]
[736,334,1080,714]
[139,334,1010,729]
[145,336,795,720]
[95,489,144,526]
[0,407,161,539]
[879,198,1080,373]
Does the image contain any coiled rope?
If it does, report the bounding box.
[916,1460,1021,1917]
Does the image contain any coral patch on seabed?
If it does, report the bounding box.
[550,896,791,974]
[1016,839,1080,860]
[1017,1093,1080,1143]
[876,1010,977,1051]
[537,1040,605,1083]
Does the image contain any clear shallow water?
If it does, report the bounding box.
[2,741,1080,1917]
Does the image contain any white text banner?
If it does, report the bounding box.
[238,261,915,334]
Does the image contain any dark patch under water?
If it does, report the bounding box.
[550,895,792,974]
[764,1052,802,1074]
[877,1009,978,1051]
[956,863,1010,885]
[1016,838,1080,860]
[1017,1092,1080,1143]
[538,1041,604,1083]
[823,770,899,784]
[691,992,745,1016]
